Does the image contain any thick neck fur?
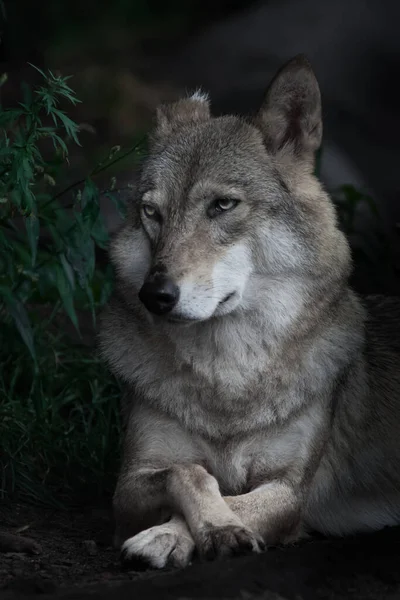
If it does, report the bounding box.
[102,269,365,439]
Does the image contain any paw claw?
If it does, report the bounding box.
[197,524,262,560]
[120,548,151,572]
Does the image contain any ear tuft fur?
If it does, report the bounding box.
[155,91,211,136]
[189,89,210,103]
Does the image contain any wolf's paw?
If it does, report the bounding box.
[121,523,195,570]
[196,523,264,560]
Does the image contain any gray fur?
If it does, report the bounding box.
[99,55,400,569]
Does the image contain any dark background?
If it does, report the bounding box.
[2,2,400,593]
[1,0,400,287]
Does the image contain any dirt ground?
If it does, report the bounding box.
[2,503,400,600]
[0,503,130,591]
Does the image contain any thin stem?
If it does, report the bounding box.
[43,137,145,209]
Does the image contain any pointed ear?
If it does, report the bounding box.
[256,55,322,165]
[155,91,211,137]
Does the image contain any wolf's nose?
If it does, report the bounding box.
[138,275,180,315]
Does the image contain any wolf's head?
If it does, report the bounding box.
[111,56,351,326]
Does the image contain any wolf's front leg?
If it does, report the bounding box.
[167,464,265,559]
[115,463,264,567]
[224,481,302,546]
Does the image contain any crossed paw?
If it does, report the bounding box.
[121,522,195,569]
[121,519,264,570]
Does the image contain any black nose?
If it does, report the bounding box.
[138,274,180,315]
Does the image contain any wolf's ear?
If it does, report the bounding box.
[155,91,210,137]
[256,55,322,164]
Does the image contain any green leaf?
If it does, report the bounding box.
[55,264,80,333]
[82,201,100,230]
[25,213,39,266]
[66,231,95,287]
[84,281,96,324]
[60,253,75,291]
[28,63,47,79]
[90,214,109,248]
[0,287,36,361]
[20,182,36,213]
[57,83,82,106]
[38,89,56,114]
[10,238,31,264]
[51,109,81,146]
[50,134,68,156]
[76,182,108,247]
[81,179,98,209]
[47,223,64,253]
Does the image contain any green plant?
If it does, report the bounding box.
[0,66,143,507]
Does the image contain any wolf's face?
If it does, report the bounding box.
[112,57,350,324]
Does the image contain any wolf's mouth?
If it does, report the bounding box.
[167,316,197,325]
[219,292,235,304]
[166,292,237,325]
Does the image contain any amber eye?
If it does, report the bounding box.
[208,198,240,217]
[141,204,159,220]
[215,198,239,211]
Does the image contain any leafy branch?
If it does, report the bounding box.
[0,65,143,362]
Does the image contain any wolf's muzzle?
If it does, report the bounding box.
[138,274,180,315]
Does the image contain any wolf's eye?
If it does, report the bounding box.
[141,204,160,221]
[209,198,240,216]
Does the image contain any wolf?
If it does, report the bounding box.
[99,55,400,570]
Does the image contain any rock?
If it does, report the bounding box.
[0,532,42,555]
